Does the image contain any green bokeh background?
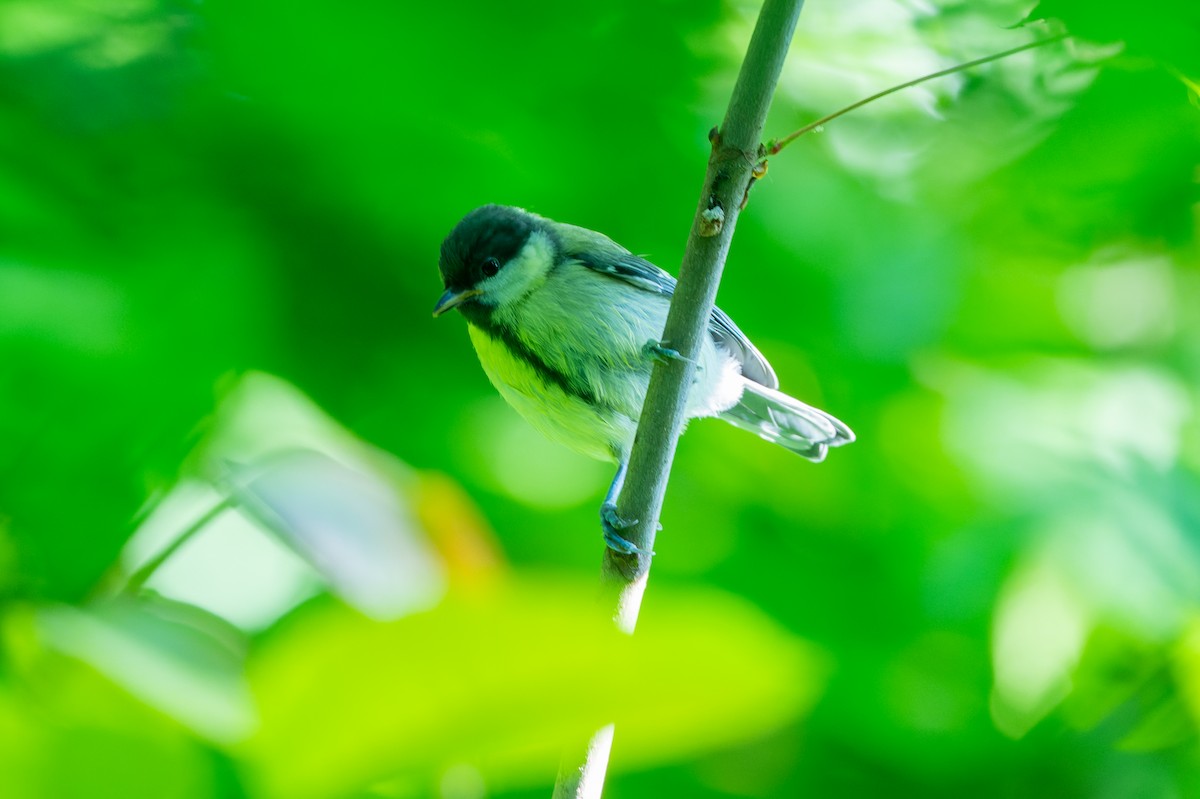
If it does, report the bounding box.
[2,0,1199,796]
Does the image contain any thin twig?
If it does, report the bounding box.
[765,33,1068,155]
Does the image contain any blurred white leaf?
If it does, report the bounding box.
[230,449,445,621]
[990,563,1088,738]
[122,372,448,626]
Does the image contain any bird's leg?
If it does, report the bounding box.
[643,339,699,367]
[600,460,652,556]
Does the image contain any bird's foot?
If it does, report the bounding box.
[643,340,698,366]
[601,502,653,556]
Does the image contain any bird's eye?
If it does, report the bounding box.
[481,257,501,278]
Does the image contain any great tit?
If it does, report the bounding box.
[434,204,854,554]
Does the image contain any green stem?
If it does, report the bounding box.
[766,33,1068,155]
[122,497,233,595]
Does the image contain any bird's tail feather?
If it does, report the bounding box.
[719,379,855,462]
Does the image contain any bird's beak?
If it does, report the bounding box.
[432,288,482,317]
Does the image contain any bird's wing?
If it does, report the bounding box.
[561,225,779,389]
[707,304,778,388]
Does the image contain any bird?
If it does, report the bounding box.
[434,204,854,555]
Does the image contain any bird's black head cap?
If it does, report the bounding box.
[439,205,538,291]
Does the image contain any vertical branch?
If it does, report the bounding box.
[554,1,805,796]
[602,0,805,630]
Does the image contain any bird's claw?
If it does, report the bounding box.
[600,502,653,556]
[643,340,698,366]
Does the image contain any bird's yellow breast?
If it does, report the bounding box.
[467,323,636,463]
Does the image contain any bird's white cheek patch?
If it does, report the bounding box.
[484,230,558,307]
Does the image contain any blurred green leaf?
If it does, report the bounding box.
[36,597,255,745]
[242,579,821,798]
[1029,0,1200,76]
[1066,624,1196,750]
[0,604,221,799]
